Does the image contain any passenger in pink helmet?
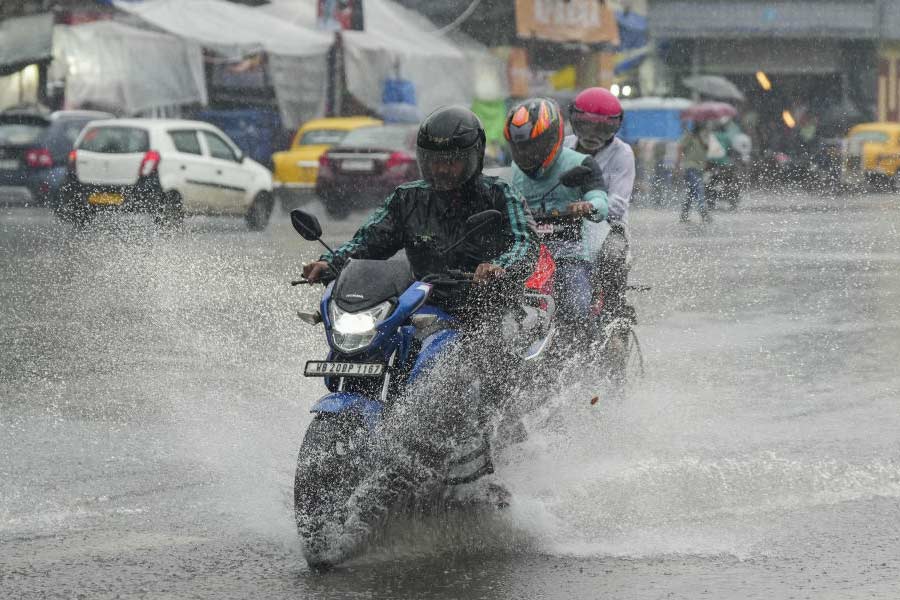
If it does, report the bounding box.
[566,87,636,322]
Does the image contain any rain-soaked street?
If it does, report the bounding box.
[3,192,900,599]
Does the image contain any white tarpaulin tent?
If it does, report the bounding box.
[0,13,54,74]
[52,21,207,115]
[259,0,506,117]
[0,13,54,108]
[114,0,334,128]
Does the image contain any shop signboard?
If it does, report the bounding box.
[515,0,619,45]
[317,0,364,31]
[878,46,900,122]
[507,47,531,98]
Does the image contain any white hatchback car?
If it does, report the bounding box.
[59,119,274,229]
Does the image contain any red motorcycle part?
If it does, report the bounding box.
[525,244,556,294]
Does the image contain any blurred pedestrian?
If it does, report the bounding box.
[677,123,710,223]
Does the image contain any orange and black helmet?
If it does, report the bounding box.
[503,98,565,176]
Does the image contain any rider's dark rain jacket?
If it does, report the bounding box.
[321,176,537,315]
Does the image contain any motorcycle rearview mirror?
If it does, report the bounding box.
[559,165,593,188]
[291,209,323,241]
[290,208,338,258]
[465,209,502,231]
[535,168,592,215]
[442,209,503,255]
[297,310,323,325]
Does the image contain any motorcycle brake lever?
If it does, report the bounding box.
[291,276,335,285]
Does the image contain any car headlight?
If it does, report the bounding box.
[329,300,393,354]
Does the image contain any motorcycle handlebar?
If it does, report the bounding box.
[422,270,475,286]
[291,271,337,286]
[295,269,477,288]
[534,210,592,221]
[534,212,619,225]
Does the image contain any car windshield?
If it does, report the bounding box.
[78,126,150,153]
[340,126,415,150]
[850,131,890,143]
[0,122,47,145]
[299,129,349,146]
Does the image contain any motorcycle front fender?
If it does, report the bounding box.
[311,392,383,430]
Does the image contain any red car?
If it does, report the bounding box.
[315,124,419,218]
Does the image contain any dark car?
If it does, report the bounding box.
[315,124,419,218]
[0,108,114,208]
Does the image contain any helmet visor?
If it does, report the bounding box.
[571,112,621,145]
[510,137,553,174]
[416,146,479,191]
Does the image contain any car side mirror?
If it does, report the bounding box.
[559,165,592,188]
[291,209,323,241]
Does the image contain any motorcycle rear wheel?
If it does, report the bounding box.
[294,413,368,568]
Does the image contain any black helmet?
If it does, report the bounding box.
[416,105,486,191]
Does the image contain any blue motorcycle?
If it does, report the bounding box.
[289,209,555,568]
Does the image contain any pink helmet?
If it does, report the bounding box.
[570,87,623,151]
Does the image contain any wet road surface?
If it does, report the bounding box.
[2,190,900,599]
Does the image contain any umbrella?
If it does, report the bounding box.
[683,75,745,102]
[680,101,738,122]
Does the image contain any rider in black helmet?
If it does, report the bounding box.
[304,105,536,312]
[301,108,537,565]
[416,105,485,192]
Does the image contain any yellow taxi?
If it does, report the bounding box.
[843,122,900,189]
[272,116,381,206]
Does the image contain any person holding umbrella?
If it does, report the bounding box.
[677,121,710,223]
[677,102,741,221]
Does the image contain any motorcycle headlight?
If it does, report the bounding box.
[328,300,393,354]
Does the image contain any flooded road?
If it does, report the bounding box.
[2,192,900,599]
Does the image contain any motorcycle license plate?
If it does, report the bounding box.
[535,223,555,235]
[304,361,385,377]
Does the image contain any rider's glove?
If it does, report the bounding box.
[302,260,330,283]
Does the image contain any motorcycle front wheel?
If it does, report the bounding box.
[294,413,368,569]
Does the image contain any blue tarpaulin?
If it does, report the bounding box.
[614,10,649,75]
[616,10,647,51]
[617,98,693,143]
[381,78,420,123]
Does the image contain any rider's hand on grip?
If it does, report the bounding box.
[568,201,595,217]
[473,262,506,283]
[302,260,330,283]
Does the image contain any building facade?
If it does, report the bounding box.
[648,0,900,125]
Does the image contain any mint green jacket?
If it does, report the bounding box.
[511,147,609,260]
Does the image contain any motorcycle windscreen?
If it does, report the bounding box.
[332,259,416,312]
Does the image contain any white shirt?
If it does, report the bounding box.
[564,134,635,223]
